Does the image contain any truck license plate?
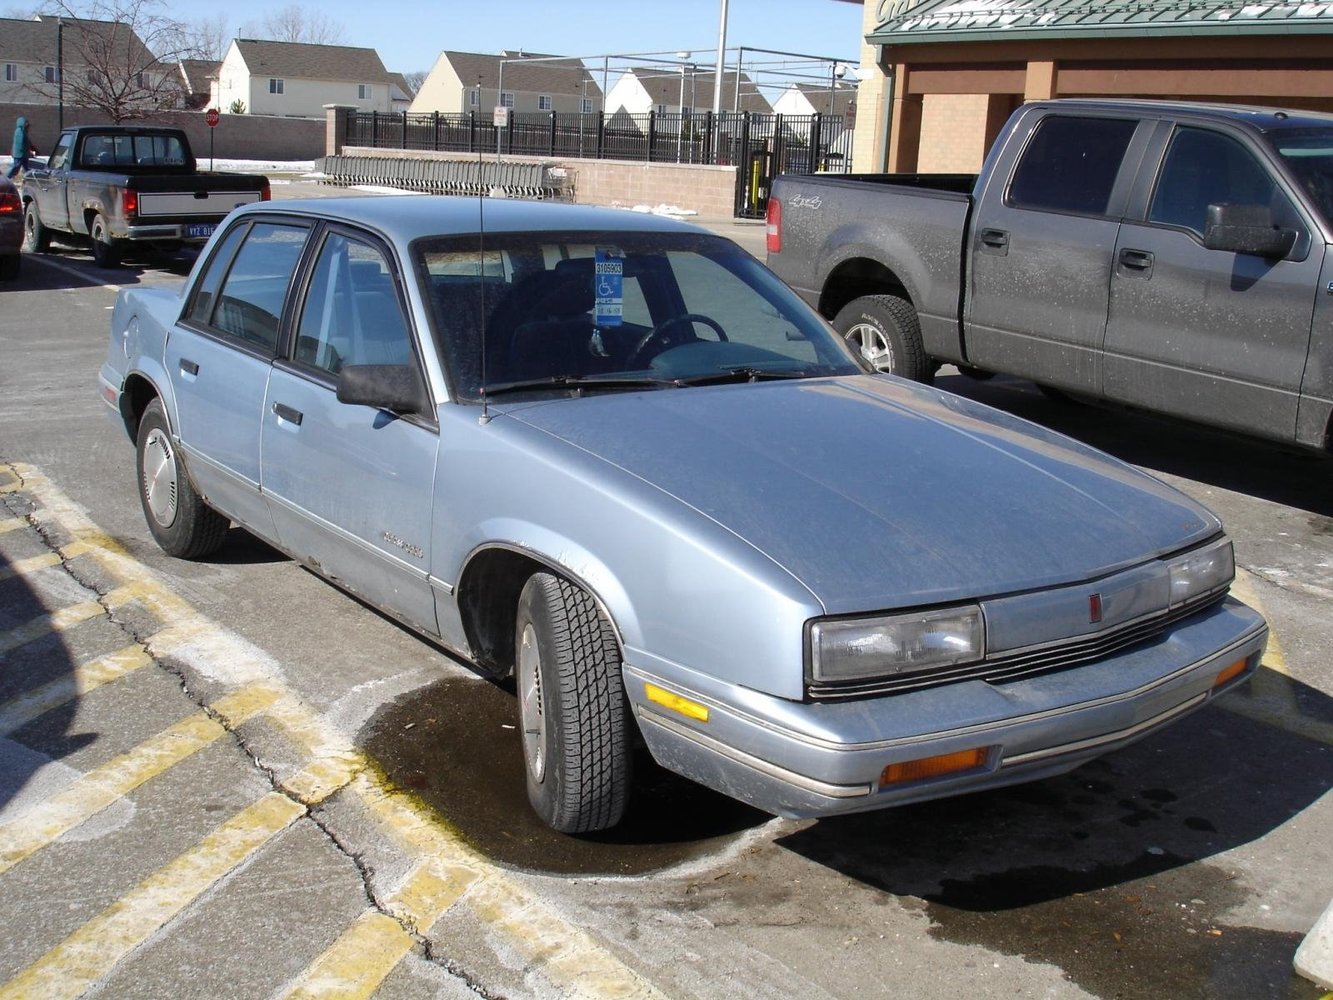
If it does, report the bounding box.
[186,224,216,239]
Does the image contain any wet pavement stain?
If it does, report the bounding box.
[360,675,769,876]
[776,705,1333,1000]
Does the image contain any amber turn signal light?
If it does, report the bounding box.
[880,747,990,788]
[1213,657,1249,689]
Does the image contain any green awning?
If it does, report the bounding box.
[867,1,1333,46]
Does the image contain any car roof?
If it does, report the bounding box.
[233,195,714,244]
[1032,98,1333,134]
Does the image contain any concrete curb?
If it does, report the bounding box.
[1295,897,1333,990]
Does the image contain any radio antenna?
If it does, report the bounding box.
[477,76,491,426]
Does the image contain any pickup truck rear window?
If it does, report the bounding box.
[79,133,188,169]
[1008,116,1137,216]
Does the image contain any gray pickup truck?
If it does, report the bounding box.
[21,125,269,267]
[767,99,1333,453]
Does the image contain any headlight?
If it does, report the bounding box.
[810,606,985,684]
[1166,537,1234,609]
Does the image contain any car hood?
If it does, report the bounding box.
[502,376,1219,612]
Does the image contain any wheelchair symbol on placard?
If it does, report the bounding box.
[598,277,616,297]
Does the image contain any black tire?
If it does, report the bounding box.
[515,572,631,833]
[957,365,995,381]
[0,253,18,281]
[90,212,121,268]
[136,399,228,559]
[22,201,49,253]
[833,293,933,384]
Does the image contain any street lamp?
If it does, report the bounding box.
[676,50,691,163]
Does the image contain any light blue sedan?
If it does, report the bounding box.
[99,197,1267,833]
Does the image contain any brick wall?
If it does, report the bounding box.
[1,102,325,163]
[339,146,739,218]
[917,94,991,172]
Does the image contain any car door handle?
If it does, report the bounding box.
[1119,248,1154,271]
[272,402,303,425]
[179,358,199,376]
[979,228,1010,251]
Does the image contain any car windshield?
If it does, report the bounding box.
[413,229,865,401]
[1274,127,1333,224]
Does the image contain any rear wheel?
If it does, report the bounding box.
[22,201,49,253]
[515,572,631,833]
[833,294,933,384]
[136,399,228,559]
[90,212,121,268]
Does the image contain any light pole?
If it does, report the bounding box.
[676,50,690,163]
[57,16,64,130]
[828,62,848,118]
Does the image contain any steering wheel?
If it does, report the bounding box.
[628,313,728,367]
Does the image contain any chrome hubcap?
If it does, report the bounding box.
[141,428,179,527]
[518,622,546,783]
[846,323,895,372]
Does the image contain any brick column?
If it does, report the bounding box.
[324,104,356,156]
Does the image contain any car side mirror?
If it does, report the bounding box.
[336,364,429,415]
[1203,203,1298,259]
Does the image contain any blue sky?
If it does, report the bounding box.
[173,0,867,76]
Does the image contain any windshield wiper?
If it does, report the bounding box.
[481,374,681,398]
[671,367,819,387]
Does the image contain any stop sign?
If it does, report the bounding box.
[205,108,220,128]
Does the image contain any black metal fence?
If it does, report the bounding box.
[345,109,853,218]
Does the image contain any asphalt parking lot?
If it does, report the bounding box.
[0,185,1329,999]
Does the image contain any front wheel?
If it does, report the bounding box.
[22,201,49,253]
[833,294,933,384]
[516,572,631,833]
[90,212,121,268]
[136,399,229,559]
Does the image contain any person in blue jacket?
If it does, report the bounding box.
[7,116,39,179]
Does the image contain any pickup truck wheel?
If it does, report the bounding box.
[90,213,121,268]
[22,202,49,253]
[834,294,933,384]
[515,572,631,833]
[136,399,228,559]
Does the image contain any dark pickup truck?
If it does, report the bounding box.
[21,125,269,267]
[767,99,1333,453]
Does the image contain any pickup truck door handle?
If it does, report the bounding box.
[978,229,1010,254]
[179,359,199,376]
[272,402,303,426]
[1119,248,1155,274]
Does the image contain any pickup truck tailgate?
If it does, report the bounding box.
[137,190,265,217]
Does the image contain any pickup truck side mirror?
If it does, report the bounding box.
[336,364,429,415]
[1203,203,1298,259]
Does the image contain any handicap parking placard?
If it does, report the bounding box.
[594,248,624,326]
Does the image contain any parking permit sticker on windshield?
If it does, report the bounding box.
[594,248,624,326]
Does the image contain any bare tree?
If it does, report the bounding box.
[30,0,194,121]
[163,13,229,61]
[239,4,346,45]
[401,70,427,96]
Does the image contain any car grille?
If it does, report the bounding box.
[805,591,1228,702]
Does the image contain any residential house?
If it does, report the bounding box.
[772,83,856,120]
[175,59,220,111]
[0,14,161,106]
[387,73,415,113]
[212,38,395,118]
[604,67,771,122]
[410,50,601,116]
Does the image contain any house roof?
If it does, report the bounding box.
[232,38,394,83]
[178,59,220,93]
[0,14,154,66]
[868,0,1333,45]
[387,72,414,101]
[624,67,772,113]
[434,50,602,98]
[789,83,857,117]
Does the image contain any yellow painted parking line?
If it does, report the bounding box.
[0,550,63,583]
[0,599,106,655]
[1232,568,1290,676]
[0,645,153,737]
[0,684,279,876]
[0,792,306,1000]
[0,516,26,535]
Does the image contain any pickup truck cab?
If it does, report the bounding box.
[21,125,269,267]
[767,99,1333,454]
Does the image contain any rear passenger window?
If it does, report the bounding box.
[1008,116,1138,216]
[188,222,308,352]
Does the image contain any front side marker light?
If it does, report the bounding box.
[1213,656,1250,690]
[880,746,992,788]
[645,683,709,723]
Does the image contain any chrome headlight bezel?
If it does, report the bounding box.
[808,605,986,686]
[1165,536,1235,609]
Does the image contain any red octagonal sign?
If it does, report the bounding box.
[205,108,220,128]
